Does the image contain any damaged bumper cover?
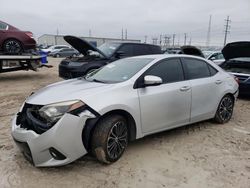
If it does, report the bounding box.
[11,110,95,167]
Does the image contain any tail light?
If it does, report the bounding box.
[25,32,34,38]
[234,76,239,84]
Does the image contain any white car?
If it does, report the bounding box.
[41,45,71,54]
[11,55,238,167]
[204,51,225,65]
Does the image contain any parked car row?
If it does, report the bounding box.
[59,35,162,79]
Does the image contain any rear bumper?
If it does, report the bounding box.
[11,110,95,167]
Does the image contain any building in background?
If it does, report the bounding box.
[38,34,140,47]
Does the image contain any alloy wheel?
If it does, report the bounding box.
[4,40,22,54]
[107,121,128,160]
[218,96,233,122]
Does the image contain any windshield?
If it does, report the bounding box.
[85,58,154,83]
[98,43,121,57]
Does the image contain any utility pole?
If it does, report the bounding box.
[89,29,92,37]
[121,28,124,40]
[189,37,192,45]
[152,37,158,45]
[144,35,148,43]
[223,16,231,46]
[172,34,176,47]
[177,34,180,47]
[159,34,162,47]
[206,15,212,48]
[125,29,127,40]
[184,33,187,45]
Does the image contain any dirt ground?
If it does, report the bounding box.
[0,57,249,188]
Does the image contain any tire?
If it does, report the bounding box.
[56,54,60,58]
[3,39,22,54]
[214,95,234,124]
[91,115,128,164]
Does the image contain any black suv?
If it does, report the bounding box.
[59,36,162,79]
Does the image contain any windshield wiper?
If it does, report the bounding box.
[92,79,106,83]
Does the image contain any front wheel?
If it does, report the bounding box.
[91,115,128,164]
[214,95,234,124]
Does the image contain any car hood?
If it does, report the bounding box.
[26,78,113,105]
[64,35,108,58]
[180,46,204,57]
[222,41,250,60]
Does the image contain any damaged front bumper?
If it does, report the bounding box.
[11,110,95,167]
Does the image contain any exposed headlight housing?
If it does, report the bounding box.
[39,100,85,124]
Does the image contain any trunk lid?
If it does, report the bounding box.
[222,41,250,60]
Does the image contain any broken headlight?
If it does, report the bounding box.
[39,100,85,124]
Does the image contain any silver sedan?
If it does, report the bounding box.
[11,54,238,167]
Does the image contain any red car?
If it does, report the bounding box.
[0,20,36,54]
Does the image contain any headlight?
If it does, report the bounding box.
[39,100,85,124]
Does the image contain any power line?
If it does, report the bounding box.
[223,16,231,46]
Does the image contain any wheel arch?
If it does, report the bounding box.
[82,109,137,151]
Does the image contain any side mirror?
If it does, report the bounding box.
[114,51,125,58]
[144,75,162,86]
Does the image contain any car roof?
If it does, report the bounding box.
[128,54,207,61]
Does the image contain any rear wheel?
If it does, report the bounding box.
[3,39,22,54]
[214,95,234,124]
[91,115,128,164]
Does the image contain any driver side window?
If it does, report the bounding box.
[146,58,184,84]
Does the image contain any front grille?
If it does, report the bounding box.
[16,103,51,134]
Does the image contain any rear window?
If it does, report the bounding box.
[183,58,210,79]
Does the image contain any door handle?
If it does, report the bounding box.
[215,80,223,84]
[180,86,191,91]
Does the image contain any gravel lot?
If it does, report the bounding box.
[0,57,250,188]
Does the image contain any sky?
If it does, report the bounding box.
[1,0,250,47]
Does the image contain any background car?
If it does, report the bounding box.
[12,54,238,167]
[220,41,250,96]
[204,51,225,65]
[41,45,71,54]
[49,48,79,58]
[59,35,162,79]
[0,20,36,54]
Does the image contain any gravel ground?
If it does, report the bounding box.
[0,57,249,188]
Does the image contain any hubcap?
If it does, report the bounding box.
[107,121,127,159]
[219,97,233,122]
[5,40,21,53]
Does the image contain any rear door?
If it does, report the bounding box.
[138,58,191,134]
[181,57,222,122]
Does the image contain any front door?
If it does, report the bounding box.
[138,58,191,134]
